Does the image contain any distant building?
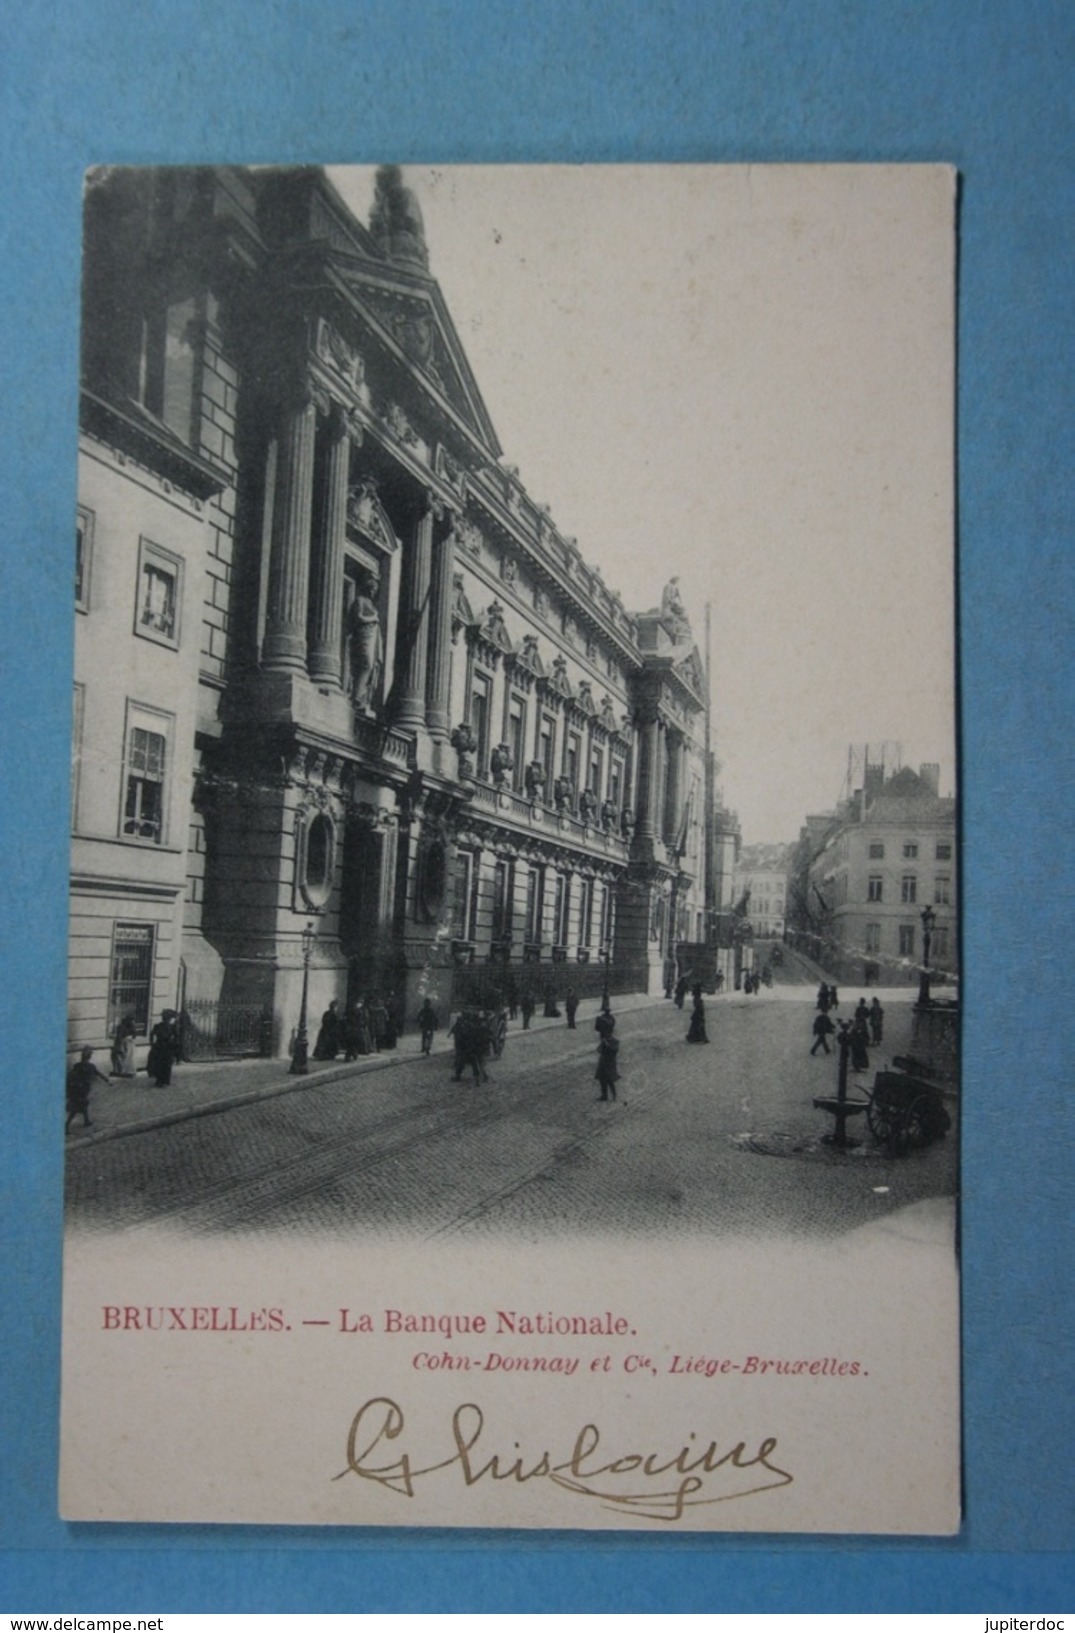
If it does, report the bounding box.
[806,764,957,986]
[733,842,790,940]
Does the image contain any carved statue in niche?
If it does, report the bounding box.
[621,805,636,841]
[490,743,514,786]
[579,787,598,824]
[524,761,546,801]
[347,571,384,712]
[601,797,618,833]
[553,775,575,814]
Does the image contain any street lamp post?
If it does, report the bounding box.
[600,944,611,1014]
[917,904,936,1008]
[290,921,315,1075]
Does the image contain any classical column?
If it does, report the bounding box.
[307,407,350,686]
[664,727,683,845]
[263,395,316,672]
[394,493,435,730]
[635,714,661,843]
[424,518,455,739]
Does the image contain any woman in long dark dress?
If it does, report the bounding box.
[686,985,708,1044]
[313,1000,341,1060]
[146,1010,179,1086]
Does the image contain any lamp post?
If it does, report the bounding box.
[917,904,936,1008]
[600,943,611,1014]
[290,921,315,1075]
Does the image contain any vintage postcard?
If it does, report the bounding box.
[60,163,959,1532]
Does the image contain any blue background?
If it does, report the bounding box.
[1,0,1072,1612]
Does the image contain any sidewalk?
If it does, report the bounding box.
[66,991,668,1148]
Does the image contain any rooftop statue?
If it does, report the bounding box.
[660,576,692,642]
[369,165,429,271]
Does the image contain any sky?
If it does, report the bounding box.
[328,164,956,843]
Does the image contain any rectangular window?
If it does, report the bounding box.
[600,883,614,949]
[936,842,952,861]
[578,878,594,948]
[539,718,555,794]
[121,706,172,844]
[76,507,94,612]
[868,841,885,860]
[136,538,183,648]
[108,923,155,1036]
[901,874,917,904]
[590,747,604,802]
[553,873,571,947]
[903,842,919,859]
[564,731,580,789]
[141,294,197,446]
[865,922,881,954]
[899,924,916,957]
[508,698,526,791]
[492,859,514,943]
[525,865,545,946]
[470,673,491,774]
[451,850,477,941]
[934,875,951,905]
[609,757,623,809]
[933,925,950,961]
[867,875,883,902]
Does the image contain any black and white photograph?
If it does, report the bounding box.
[60,162,959,1533]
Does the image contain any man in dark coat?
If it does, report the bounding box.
[520,991,534,1030]
[869,997,884,1045]
[416,998,439,1056]
[810,1011,836,1056]
[564,989,579,1029]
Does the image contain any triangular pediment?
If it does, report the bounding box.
[674,646,708,701]
[328,257,501,457]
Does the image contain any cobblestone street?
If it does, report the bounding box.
[65,991,957,1242]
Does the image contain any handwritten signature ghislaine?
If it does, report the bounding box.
[334,1397,793,1522]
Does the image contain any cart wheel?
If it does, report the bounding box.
[867,1098,894,1147]
[892,1095,930,1156]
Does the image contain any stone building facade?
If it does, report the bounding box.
[806,764,957,986]
[70,165,715,1060]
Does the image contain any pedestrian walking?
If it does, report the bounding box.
[810,1011,836,1055]
[829,985,839,1011]
[146,1009,180,1087]
[313,1000,341,1060]
[110,1014,138,1077]
[674,975,689,1010]
[416,998,439,1056]
[343,1001,372,1060]
[816,983,831,1014]
[595,1032,620,1101]
[66,1046,110,1132]
[520,991,534,1030]
[686,985,709,1044]
[594,1006,616,1041]
[565,989,579,1029]
[869,997,884,1046]
[850,1012,870,1071]
[449,1009,490,1083]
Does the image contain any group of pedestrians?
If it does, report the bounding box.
[810,985,884,1065]
[313,994,401,1062]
